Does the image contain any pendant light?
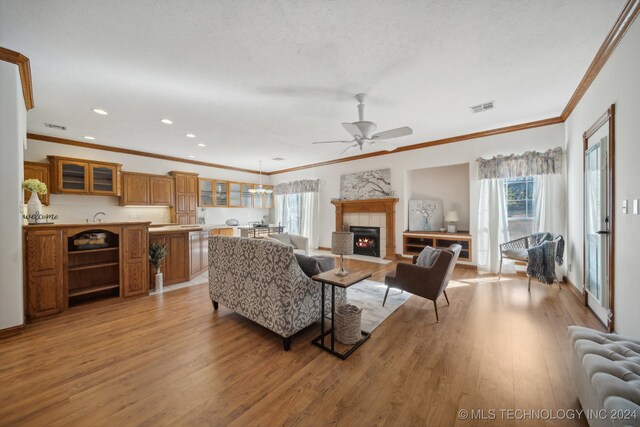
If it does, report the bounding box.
[248,161,273,194]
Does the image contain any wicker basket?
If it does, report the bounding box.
[335,304,362,344]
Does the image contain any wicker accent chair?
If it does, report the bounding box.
[499,233,562,290]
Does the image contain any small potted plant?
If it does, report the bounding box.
[22,179,48,224]
[149,242,167,292]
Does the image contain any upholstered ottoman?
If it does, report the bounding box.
[569,326,640,426]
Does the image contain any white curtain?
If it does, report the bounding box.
[274,189,320,249]
[534,173,566,236]
[477,178,509,273]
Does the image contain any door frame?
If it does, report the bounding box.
[582,104,615,332]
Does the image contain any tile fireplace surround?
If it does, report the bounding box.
[331,198,399,260]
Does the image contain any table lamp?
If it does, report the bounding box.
[331,231,354,276]
[445,211,459,233]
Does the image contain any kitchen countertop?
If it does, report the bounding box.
[148,225,204,234]
[23,221,152,229]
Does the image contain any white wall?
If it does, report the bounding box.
[271,123,565,261]
[0,61,26,330]
[25,139,271,225]
[406,163,470,231]
[565,16,640,337]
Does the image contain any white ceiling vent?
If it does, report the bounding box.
[272,157,285,161]
[44,122,67,131]
[470,101,495,114]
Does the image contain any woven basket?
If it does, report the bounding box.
[335,304,362,344]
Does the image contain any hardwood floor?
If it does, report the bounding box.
[0,259,603,426]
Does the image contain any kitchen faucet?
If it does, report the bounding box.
[93,212,106,223]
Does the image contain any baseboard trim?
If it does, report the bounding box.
[0,323,25,339]
[563,276,585,303]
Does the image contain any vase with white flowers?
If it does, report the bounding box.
[22,179,48,224]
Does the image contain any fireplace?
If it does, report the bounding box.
[350,226,380,257]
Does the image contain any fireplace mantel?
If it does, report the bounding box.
[331,198,399,260]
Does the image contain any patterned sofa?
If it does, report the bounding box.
[208,236,346,350]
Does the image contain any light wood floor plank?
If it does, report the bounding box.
[0,259,603,426]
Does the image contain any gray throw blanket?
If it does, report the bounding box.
[529,232,565,265]
[527,240,558,285]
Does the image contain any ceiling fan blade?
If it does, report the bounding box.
[374,140,399,151]
[312,140,353,144]
[342,123,362,138]
[371,126,413,140]
[340,144,358,155]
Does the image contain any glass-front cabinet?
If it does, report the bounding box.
[90,163,119,195]
[264,186,274,208]
[214,181,228,207]
[241,184,253,207]
[199,179,213,207]
[228,182,242,207]
[60,161,88,193]
[48,156,121,195]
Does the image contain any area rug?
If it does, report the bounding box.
[346,279,411,333]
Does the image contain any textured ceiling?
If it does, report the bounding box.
[0,0,626,171]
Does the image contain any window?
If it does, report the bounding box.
[504,176,538,239]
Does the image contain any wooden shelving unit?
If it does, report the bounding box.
[403,231,473,262]
[67,231,120,305]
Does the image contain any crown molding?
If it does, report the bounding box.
[561,0,640,120]
[266,116,564,175]
[26,133,262,175]
[0,47,34,110]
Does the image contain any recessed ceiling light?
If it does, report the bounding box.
[161,118,173,124]
[83,136,95,140]
[186,133,196,138]
[188,155,195,158]
[92,108,108,115]
[197,143,206,147]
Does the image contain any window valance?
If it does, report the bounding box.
[477,147,563,180]
[274,179,320,195]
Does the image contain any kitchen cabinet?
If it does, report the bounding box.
[210,227,234,237]
[171,171,198,224]
[24,228,64,318]
[199,179,214,207]
[150,176,174,206]
[23,161,50,206]
[189,230,209,277]
[121,173,173,206]
[228,182,242,207]
[121,173,150,205]
[241,183,253,207]
[48,156,121,196]
[214,181,228,206]
[24,222,150,320]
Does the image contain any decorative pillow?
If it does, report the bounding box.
[416,246,441,268]
[263,236,288,246]
[294,253,322,277]
[270,233,292,246]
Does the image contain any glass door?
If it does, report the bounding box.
[241,184,253,207]
[214,181,228,207]
[584,107,614,329]
[228,182,242,207]
[61,161,89,192]
[90,164,117,195]
[199,179,213,207]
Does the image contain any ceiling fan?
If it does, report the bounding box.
[312,94,413,154]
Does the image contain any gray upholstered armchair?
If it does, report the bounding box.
[383,244,462,322]
[499,233,563,290]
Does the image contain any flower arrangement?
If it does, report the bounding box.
[22,179,47,195]
[149,242,168,273]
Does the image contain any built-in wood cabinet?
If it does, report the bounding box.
[199,179,214,207]
[24,222,150,320]
[171,172,198,224]
[121,172,174,206]
[241,183,253,207]
[149,232,189,286]
[24,228,64,318]
[210,227,234,236]
[23,161,51,206]
[48,156,121,196]
[189,230,209,277]
[402,231,473,262]
[214,181,228,206]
